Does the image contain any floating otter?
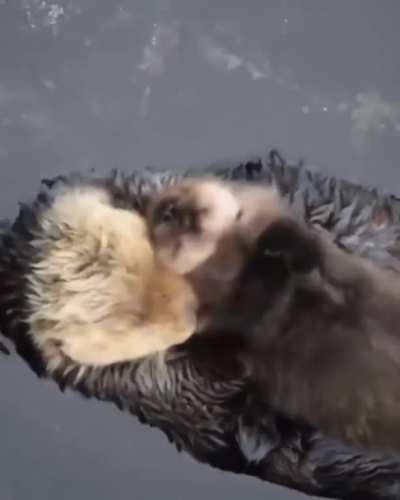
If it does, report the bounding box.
[2,151,400,499]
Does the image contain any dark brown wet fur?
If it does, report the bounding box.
[148,179,400,455]
[244,217,400,455]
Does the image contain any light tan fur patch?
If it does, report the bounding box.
[26,187,198,370]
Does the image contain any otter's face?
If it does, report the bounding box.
[147,180,241,275]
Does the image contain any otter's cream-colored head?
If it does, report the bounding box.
[146,179,241,275]
[26,186,199,370]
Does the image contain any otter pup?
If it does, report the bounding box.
[146,178,289,330]
[147,178,400,455]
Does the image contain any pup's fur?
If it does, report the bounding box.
[26,186,198,371]
[147,178,400,455]
[146,178,287,329]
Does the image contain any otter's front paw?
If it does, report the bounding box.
[256,217,321,273]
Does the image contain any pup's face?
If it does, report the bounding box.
[146,180,241,274]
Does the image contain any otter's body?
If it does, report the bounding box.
[247,219,400,455]
[4,153,400,499]
[147,178,400,455]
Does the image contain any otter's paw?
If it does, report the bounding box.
[237,398,282,463]
[256,217,321,273]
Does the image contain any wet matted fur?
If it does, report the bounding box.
[146,175,400,455]
[2,150,400,499]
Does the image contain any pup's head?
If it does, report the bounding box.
[146,179,241,274]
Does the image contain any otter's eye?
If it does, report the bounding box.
[157,200,179,224]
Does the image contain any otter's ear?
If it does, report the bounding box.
[256,218,321,273]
